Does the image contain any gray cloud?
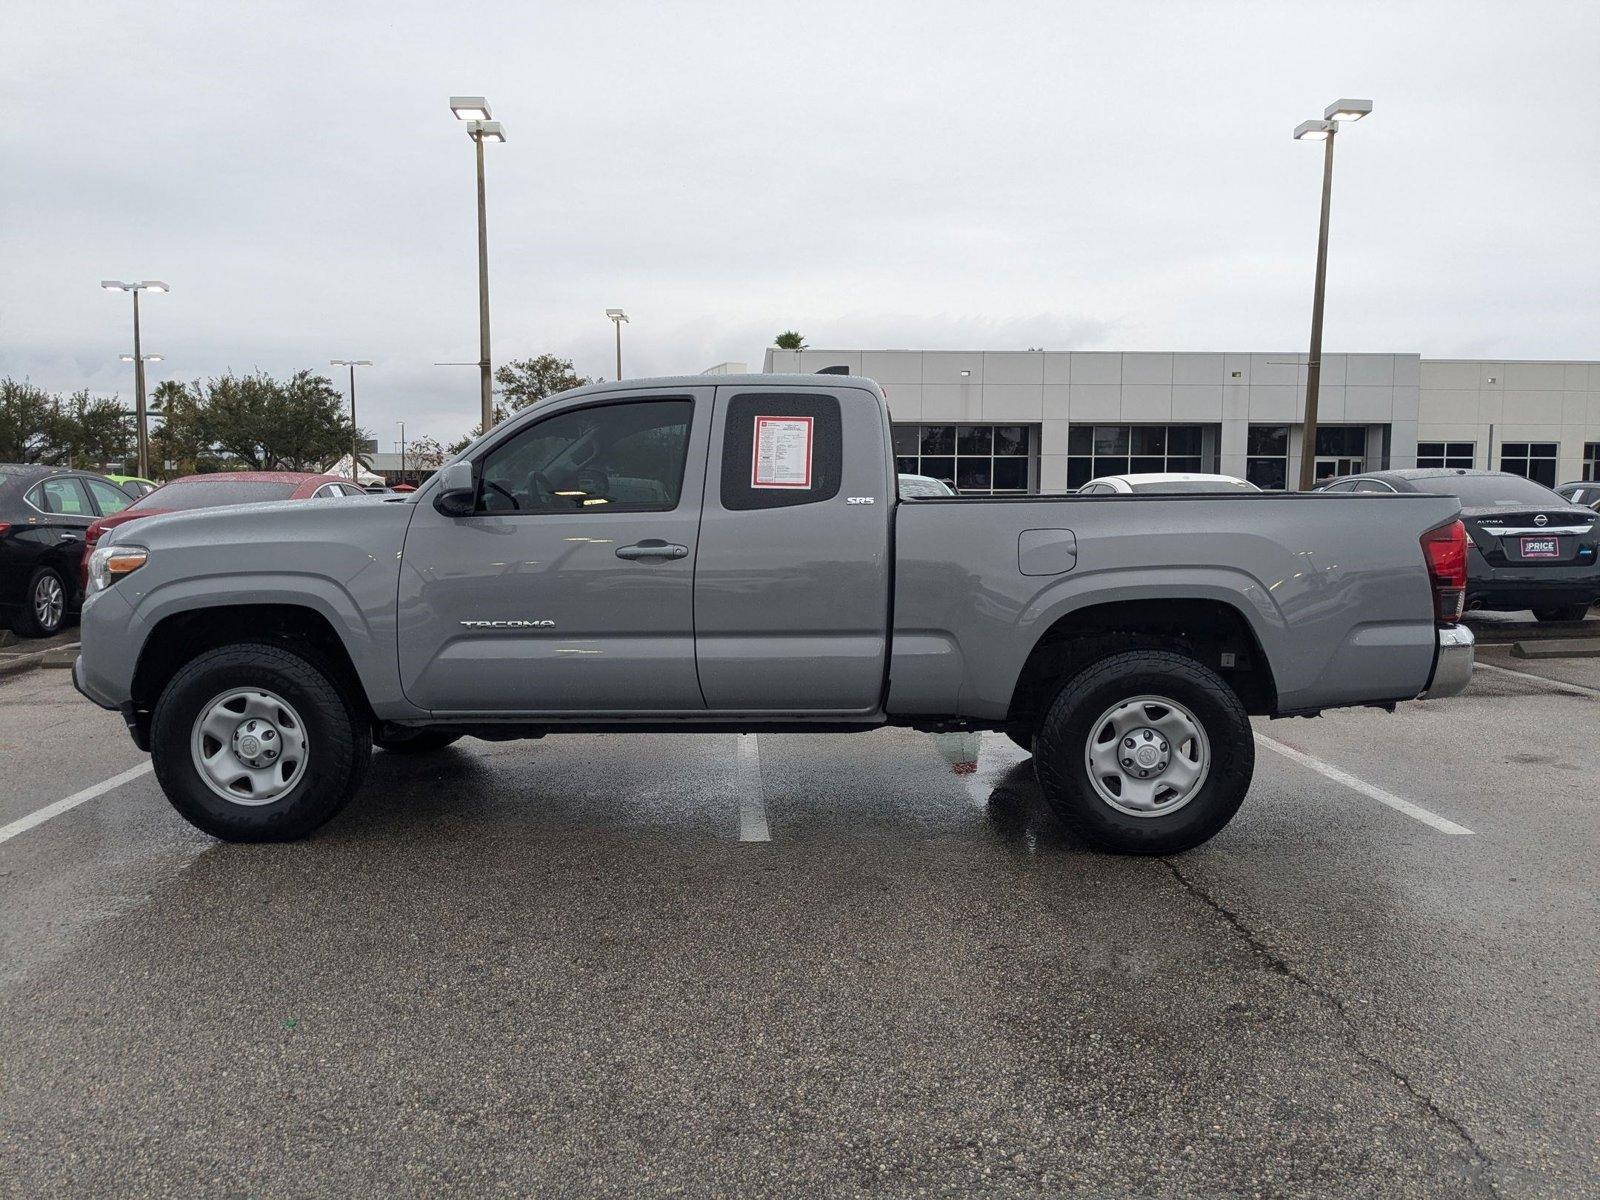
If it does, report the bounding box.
[4,0,1597,450]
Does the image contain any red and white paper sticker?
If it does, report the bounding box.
[751,415,814,489]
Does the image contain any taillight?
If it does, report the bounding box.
[1420,519,1468,626]
[0,522,10,539]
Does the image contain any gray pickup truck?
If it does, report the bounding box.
[74,374,1474,853]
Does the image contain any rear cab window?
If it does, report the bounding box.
[718,392,843,511]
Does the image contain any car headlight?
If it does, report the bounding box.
[88,543,149,592]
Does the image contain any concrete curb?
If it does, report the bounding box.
[1512,639,1600,660]
[0,642,80,680]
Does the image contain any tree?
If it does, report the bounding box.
[56,390,135,470]
[405,434,449,471]
[150,380,212,475]
[494,354,596,411]
[147,371,357,473]
[0,379,62,462]
[198,370,357,471]
[774,331,807,351]
[0,379,134,468]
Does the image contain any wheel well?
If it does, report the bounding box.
[131,605,371,720]
[1007,598,1278,728]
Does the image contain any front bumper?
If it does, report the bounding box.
[1420,625,1474,699]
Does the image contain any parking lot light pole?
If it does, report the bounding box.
[606,309,629,380]
[450,97,505,435]
[1292,99,1371,491]
[102,280,168,479]
[330,360,372,482]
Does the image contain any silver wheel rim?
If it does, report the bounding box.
[1084,694,1210,818]
[190,688,309,806]
[34,574,63,630]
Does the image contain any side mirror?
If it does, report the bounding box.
[433,461,477,517]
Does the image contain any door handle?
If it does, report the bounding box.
[59,531,83,541]
[615,540,689,561]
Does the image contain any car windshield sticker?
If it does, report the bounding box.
[751,415,814,489]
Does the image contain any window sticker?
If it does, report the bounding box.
[751,415,814,489]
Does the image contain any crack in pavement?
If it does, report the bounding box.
[1160,856,1500,1198]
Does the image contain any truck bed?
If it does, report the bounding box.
[888,492,1463,719]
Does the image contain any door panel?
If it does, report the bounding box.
[397,391,712,714]
[693,385,893,713]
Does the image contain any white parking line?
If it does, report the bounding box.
[1254,734,1474,836]
[735,734,770,842]
[0,761,153,846]
[1474,660,1600,700]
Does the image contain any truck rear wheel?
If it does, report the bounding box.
[149,642,371,842]
[1033,649,1253,855]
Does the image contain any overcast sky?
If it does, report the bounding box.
[5,0,1598,449]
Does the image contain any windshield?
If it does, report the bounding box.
[1418,474,1567,507]
[133,480,300,511]
[1130,479,1257,494]
[899,475,954,498]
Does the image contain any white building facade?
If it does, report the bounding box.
[761,349,1600,494]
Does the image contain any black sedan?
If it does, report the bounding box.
[0,464,136,637]
[1321,469,1599,622]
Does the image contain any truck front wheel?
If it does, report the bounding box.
[1033,649,1253,855]
[149,642,372,841]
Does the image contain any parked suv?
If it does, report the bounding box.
[0,464,137,636]
[1323,469,1599,621]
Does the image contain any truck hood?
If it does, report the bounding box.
[102,494,409,550]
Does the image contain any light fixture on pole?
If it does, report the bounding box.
[1291,98,1372,491]
[606,309,629,380]
[450,96,506,436]
[102,280,168,478]
[330,359,373,482]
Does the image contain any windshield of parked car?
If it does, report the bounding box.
[1419,475,1566,507]
[899,475,955,498]
[132,480,301,510]
[1131,479,1258,494]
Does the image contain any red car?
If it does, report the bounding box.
[82,471,364,585]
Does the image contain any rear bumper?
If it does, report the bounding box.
[1465,551,1600,612]
[1420,625,1475,699]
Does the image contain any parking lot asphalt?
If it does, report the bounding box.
[1,658,1596,1198]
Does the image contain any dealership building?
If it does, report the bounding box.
[754,349,1600,494]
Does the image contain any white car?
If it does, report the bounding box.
[1077,472,1260,495]
[898,473,956,498]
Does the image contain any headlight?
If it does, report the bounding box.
[88,544,149,592]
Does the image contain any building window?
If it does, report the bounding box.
[1583,442,1600,482]
[1065,424,1207,489]
[1312,426,1368,485]
[1417,441,1475,470]
[892,424,1035,494]
[1246,425,1289,490]
[1500,442,1558,487]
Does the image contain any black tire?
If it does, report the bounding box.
[11,567,68,638]
[373,728,462,754]
[1532,604,1590,623]
[149,642,371,842]
[1033,649,1254,855]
